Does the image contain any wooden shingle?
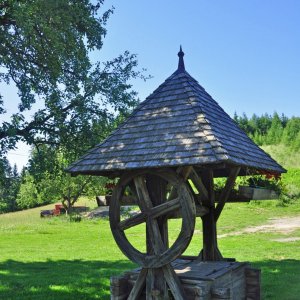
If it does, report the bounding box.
[67,49,285,176]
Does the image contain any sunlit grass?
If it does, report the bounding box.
[262,144,300,169]
[0,188,300,299]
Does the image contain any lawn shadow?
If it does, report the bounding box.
[1,258,299,299]
[252,259,300,300]
[0,259,135,300]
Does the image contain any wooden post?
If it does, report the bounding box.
[200,169,221,261]
[146,174,169,299]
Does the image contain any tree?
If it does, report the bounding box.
[0,158,20,212]
[25,145,109,212]
[16,172,41,209]
[266,112,283,144]
[282,117,300,146]
[0,0,144,157]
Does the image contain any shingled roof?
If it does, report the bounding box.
[67,48,285,177]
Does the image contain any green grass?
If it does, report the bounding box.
[261,144,300,169]
[1,187,300,299]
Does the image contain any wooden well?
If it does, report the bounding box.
[107,166,263,299]
[67,48,285,299]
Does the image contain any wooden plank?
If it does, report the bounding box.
[128,268,147,300]
[214,167,240,221]
[183,283,211,300]
[211,287,231,299]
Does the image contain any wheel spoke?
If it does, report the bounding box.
[167,185,178,201]
[109,170,196,268]
[134,176,166,254]
[118,212,146,231]
[133,176,153,212]
[148,197,180,219]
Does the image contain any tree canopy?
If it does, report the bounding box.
[0,0,143,157]
[234,112,300,150]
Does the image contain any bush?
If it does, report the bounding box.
[16,174,43,209]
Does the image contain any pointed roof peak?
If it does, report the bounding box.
[177,45,185,72]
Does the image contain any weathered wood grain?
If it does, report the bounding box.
[127,268,147,300]
[145,174,169,298]
[110,275,129,300]
[215,167,240,221]
[111,260,256,300]
[201,169,220,261]
[163,264,187,300]
[188,167,209,203]
[245,267,261,300]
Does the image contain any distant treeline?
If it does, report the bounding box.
[234,112,300,150]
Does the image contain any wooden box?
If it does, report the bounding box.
[110,260,261,299]
[238,186,278,200]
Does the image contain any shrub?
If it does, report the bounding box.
[16,174,43,209]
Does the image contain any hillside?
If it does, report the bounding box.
[261,144,300,169]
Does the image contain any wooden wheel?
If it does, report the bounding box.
[109,169,196,268]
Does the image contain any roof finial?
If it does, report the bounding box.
[177,45,185,72]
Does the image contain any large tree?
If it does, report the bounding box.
[0,0,143,158]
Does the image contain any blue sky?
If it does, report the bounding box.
[99,0,300,117]
[5,0,300,170]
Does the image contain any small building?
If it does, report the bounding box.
[67,48,285,299]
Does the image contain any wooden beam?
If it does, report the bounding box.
[127,268,147,300]
[176,166,193,180]
[163,264,187,300]
[167,204,209,219]
[188,167,209,203]
[214,167,240,221]
[168,166,193,201]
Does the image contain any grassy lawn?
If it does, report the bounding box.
[1,196,300,299]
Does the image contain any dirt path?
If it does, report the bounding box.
[218,215,300,240]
